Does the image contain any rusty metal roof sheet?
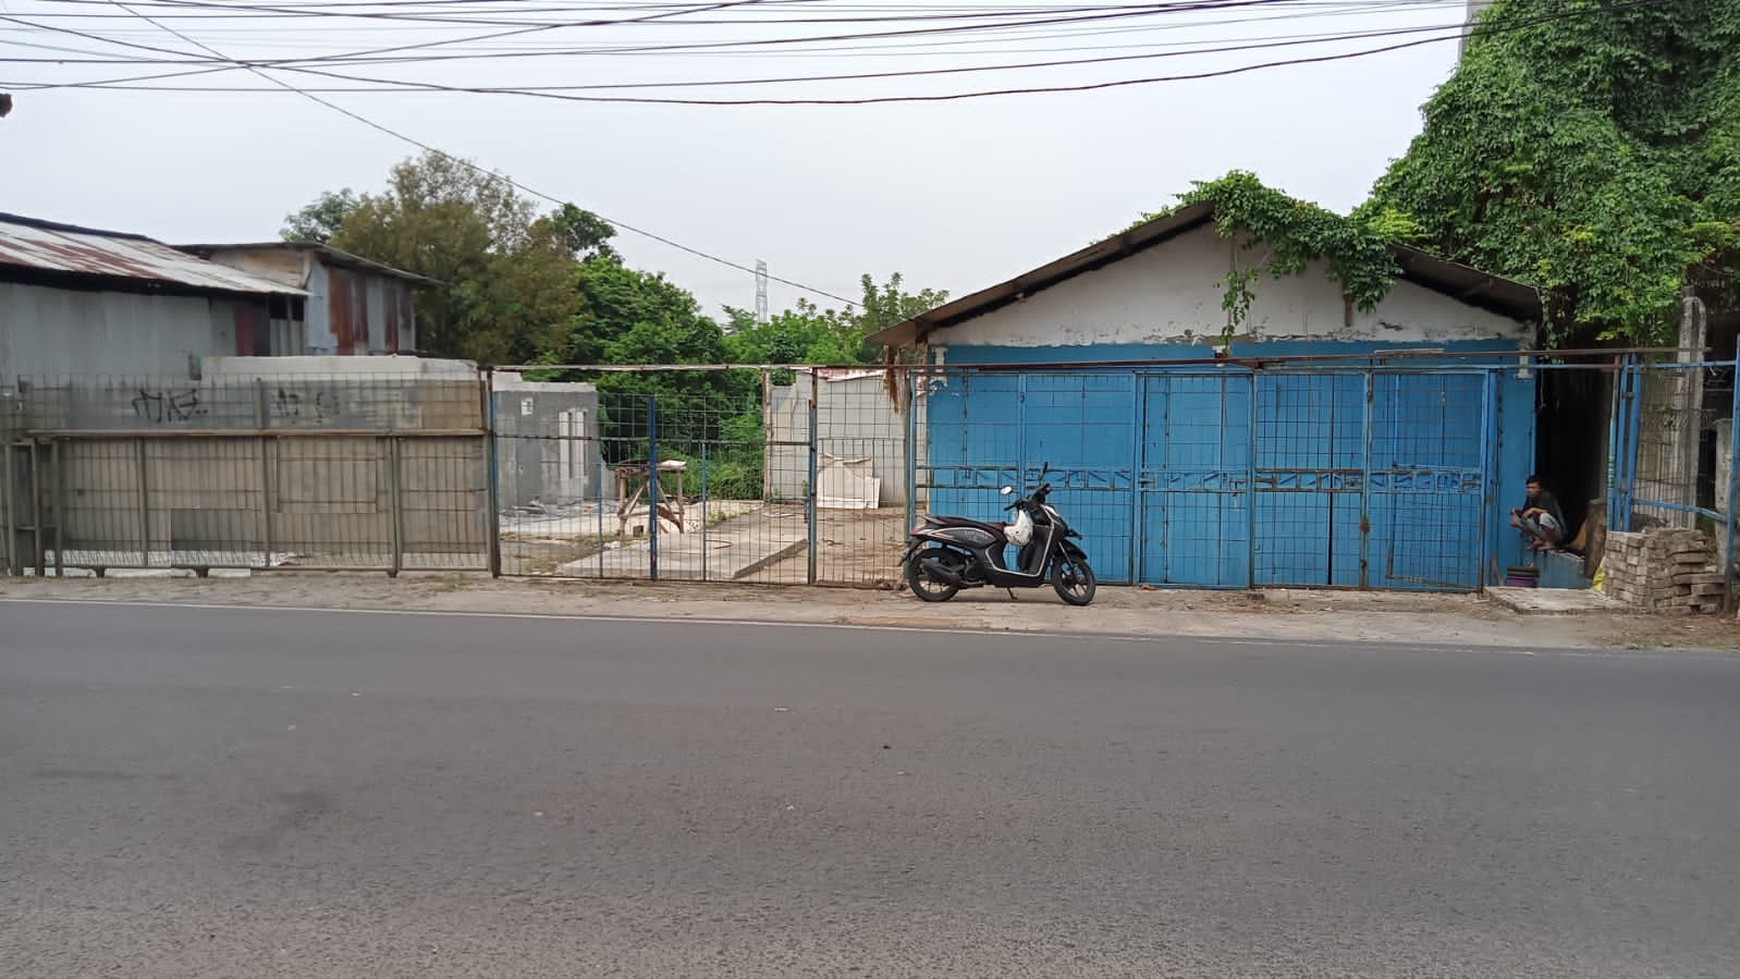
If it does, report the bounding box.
[0,213,304,296]
[177,241,440,286]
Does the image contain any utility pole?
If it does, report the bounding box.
[1460,0,1496,56]
[755,260,769,324]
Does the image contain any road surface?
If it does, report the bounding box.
[3,600,1738,977]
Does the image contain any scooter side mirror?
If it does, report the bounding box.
[999,485,1015,496]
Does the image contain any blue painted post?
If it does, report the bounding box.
[1360,368,1374,589]
[1725,362,1740,607]
[1247,370,1259,590]
[1129,373,1147,585]
[1479,369,1499,589]
[1605,358,1623,533]
[646,394,659,582]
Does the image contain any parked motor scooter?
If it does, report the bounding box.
[901,464,1096,606]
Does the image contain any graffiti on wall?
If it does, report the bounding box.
[272,387,343,424]
[131,388,206,424]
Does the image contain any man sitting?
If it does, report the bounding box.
[1510,475,1566,551]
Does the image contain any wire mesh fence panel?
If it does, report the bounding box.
[809,369,912,586]
[1616,358,1733,534]
[496,370,808,583]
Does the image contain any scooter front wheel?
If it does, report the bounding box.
[906,548,962,603]
[1053,553,1096,606]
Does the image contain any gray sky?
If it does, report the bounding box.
[1,0,1471,318]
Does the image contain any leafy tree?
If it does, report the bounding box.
[1366,0,1740,343]
[723,300,864,365]
[280,189,360,244]
[296,152,605,363]
[730,274,950,364]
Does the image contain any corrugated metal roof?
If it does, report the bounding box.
[0,213,304,296]
[867,202,1542,347]
[177,241,440,286]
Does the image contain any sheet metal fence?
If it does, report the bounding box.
[5,356,1735,599]
[2,374,490,576]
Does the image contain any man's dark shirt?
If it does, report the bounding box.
[1523,489,1566,542]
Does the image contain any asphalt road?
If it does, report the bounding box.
[3,601,1739,978]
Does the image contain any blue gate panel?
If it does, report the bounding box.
[1139,373,1252,587]
[1021,374,1137,583]
[1253,373,1365,586]
[925,372,1022,527]
[1369,373,1488,590]
[923,372,1137,584]
[923,362,1508,593]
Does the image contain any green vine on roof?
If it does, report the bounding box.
[1128,171,1407,340]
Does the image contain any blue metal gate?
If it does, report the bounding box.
[925,365,1498,591]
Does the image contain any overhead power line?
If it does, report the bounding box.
[94,0,864,306]
[8,0,1668,104]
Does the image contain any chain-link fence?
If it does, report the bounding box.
[494,367,911,585]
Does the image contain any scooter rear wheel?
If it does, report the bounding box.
[906,548,962,602]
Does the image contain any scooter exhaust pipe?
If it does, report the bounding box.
[914,552,964,587]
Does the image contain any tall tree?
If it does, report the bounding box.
[291,152,610,363]
[1366,0,1740,343]
[280,189,359,244]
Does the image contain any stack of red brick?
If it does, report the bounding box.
[1601,529,1726,614]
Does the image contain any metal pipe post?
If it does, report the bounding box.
[30,439,44,576]
[484,370,502,577]
[135,437,149,569]
[387,436,404,577]
[256,379,274,568]
[646,394,659,582]
[1247,371,1259,590]
[806,370,818,585]
[1725,366,1740,607]
[2,440,15,575]
[700,440,710,583]
[1359,369,1374,589]
[903,369,918,534]
[51,438,63,577]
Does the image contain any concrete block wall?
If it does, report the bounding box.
[1602,529,1726,614]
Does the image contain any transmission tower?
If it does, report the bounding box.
[755,260,769,324]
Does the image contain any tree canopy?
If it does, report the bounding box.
[284,152,945,369]
[1367,0,1740,343]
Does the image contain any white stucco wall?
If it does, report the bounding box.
[937,224,1530,349]
[0,282,237,379]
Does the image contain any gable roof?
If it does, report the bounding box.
[176,240,438,286]
[867,202,1542,348]
[0,212,303,296]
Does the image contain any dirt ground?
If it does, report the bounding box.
[5,572,1738,651]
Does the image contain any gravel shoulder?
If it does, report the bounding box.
[6,573,1737,650]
